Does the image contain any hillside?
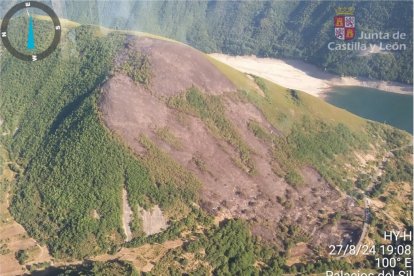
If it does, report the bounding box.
[1,0,412,83]
[0,21,412,275]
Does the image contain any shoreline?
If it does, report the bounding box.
[209,53,413,98]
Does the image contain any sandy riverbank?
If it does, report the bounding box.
[209,53,413,98]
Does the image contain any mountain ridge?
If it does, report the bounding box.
[1,0,410,83]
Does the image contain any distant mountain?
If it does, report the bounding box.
[1,0,412,83]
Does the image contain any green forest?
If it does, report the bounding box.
[1,0,411,83]
[28,260,139,275]
[0,24,202,259]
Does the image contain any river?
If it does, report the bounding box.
[324,86,413,133]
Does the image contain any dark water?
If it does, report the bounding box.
[325,86,413,133]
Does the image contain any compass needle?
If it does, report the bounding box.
[27,15,35,50]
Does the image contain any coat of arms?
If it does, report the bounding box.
[334,7,356,40]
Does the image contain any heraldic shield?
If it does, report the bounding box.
[334,7,356,40]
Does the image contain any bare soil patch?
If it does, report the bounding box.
[286,242,312,266]
[126,37,236,97]
[209,54,413,96]
[121,188,133,242]
[139,205,168,236]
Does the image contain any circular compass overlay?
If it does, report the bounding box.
[1,1,61,61]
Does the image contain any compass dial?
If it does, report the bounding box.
[1,1,61,61]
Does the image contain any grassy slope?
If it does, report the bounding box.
[207,54,366,132]
[208,55,381,192]
[0,19,412,265]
